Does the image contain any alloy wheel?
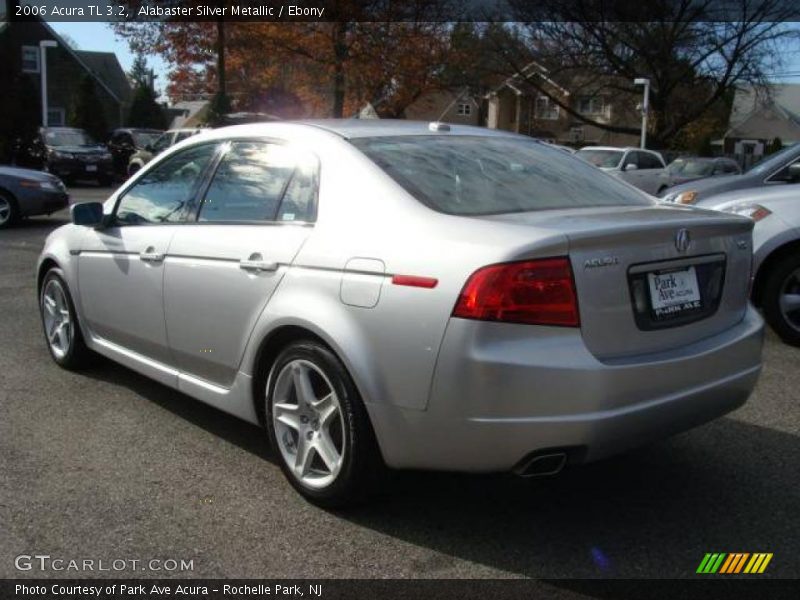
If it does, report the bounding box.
[0,196,11,226]
[779,267,800,333]
[271,359,346,489]
[42,279,72,359]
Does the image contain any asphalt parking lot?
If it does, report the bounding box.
[1,184,798,582]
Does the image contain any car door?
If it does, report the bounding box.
[164,139,318,387]
[77,142,219,370]
[618,151,641,186]
[620,151,662,193]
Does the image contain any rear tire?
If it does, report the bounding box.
[39,268,92,369]
[0,191,18,229]
[265,340,382,507]
[762,253,800,346]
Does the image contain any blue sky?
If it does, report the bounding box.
[50,21,800,102]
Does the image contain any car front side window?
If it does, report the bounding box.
[115,143,218,225]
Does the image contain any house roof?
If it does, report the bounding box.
[487,60,570,98]
[75,50,132,104]
[726,84,800,142]
[169,100,211,128]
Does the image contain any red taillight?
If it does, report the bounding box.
[453,258,580,327]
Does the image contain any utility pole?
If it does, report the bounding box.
[40,40,58,127]
[634,78,650,149]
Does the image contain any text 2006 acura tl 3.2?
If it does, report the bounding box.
[37,121,764,506]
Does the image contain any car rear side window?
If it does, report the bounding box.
[638,152,664,169]
[352,136,650,215]
[116,143,217,225]
[198,141,310,223]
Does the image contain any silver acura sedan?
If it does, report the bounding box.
[37,121,764,506]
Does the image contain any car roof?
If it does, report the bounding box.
[580,146,661,154]
[287,119,522,140]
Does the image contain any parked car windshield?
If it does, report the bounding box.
[668,159,714,176]
[132,131,161,148]
[352,136,651,216]
[44,129,96,147]
[575,148,624,169]
[745,142,798,176]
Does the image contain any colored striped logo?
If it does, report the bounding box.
[696,553,773,574]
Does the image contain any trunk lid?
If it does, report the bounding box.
[483,205,754,360]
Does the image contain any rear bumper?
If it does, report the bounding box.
[367,305,764,471]
[49,159,113,179]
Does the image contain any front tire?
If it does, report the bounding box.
[265,340,381,507]
[39,268,92,369]
[762,253,800,346]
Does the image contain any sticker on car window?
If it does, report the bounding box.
[282,213,295,221]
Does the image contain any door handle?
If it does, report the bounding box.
[139,247,165,263]
[239,253,278,273]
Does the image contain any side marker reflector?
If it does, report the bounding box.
[391,275,438,289]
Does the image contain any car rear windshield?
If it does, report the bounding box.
[351,136,650,215]
[575,148,624,169]
[132,132,161,147]
[45,129,96,147]
[669,159,714,176]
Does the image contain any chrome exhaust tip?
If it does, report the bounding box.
[514,452,568,478]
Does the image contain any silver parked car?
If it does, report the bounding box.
[661,143,800,205]
[697,186,800,346]
[658,157,741,195]
[37,121,763,506]
[575,146,667,194]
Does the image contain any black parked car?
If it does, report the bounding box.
[14,127,114,186]
[107,128,162,177]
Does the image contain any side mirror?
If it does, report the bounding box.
[71,202,105,227]
[623,163,638,171]
[787,162,800,183]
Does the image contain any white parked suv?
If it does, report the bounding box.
[576,146,667,195]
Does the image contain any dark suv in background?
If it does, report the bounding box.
[14,127,113,186]
[107,128,163,178]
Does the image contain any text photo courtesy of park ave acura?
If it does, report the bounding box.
[2,0,800,598]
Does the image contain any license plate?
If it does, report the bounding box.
[85,165,98,172]
[647,266,701,317]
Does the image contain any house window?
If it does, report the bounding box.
[535,96,559,120]
[569,126,584,142]
[22,46,40,73]
[47,108,66,127]
[456,102,472,116]
[577,96,609,117]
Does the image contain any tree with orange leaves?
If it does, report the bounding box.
[112,1,458,119]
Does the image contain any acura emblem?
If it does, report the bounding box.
[675,229,691,253]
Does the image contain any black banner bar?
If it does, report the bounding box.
[3,579,800,600]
